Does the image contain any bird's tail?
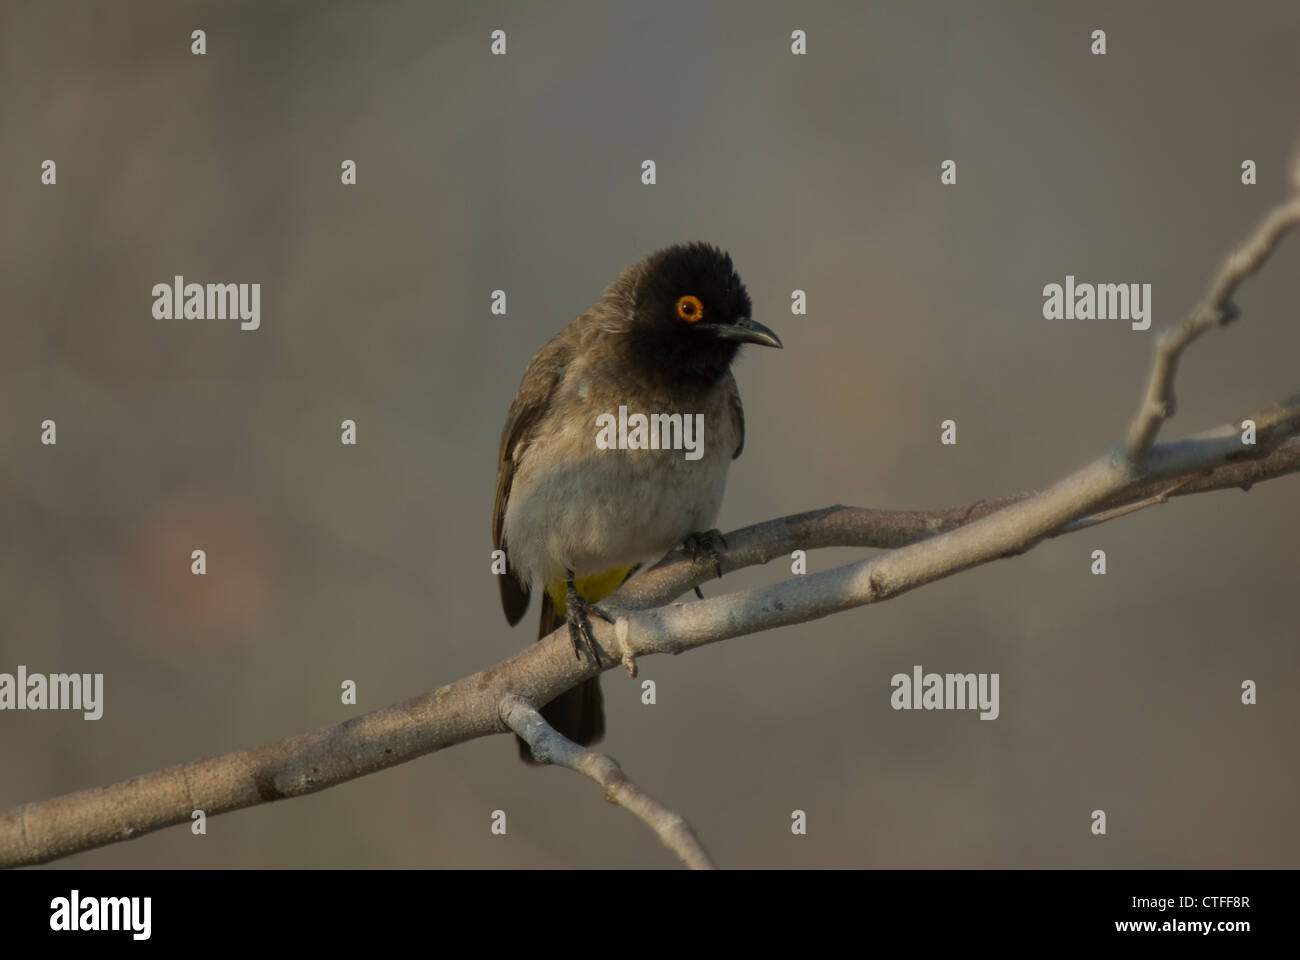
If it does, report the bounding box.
[516,567,636,763]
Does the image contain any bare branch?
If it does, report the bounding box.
[1059,478,1193,533]
[3,424,1296,868]
[2,188,1298,869]
[619,421,1300,611]
[500,696,715,869]
[1124,198,1300,461]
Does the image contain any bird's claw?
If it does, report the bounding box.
[684,528,728,580]
[565,578,611,663]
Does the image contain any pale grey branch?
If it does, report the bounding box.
[3,423,1294,868]
[3,188,1298,869]
[501,695,715,869]
[1124,197,1300,461]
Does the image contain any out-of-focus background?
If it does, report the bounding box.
[2,0,1297,868]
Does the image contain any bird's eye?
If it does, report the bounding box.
[676,295,704,323]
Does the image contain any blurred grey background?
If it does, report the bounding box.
[2,0,1297,868]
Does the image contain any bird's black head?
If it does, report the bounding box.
[623,243,781,389]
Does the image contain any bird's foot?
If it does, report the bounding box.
[565,575,613,663]
[683,528,728,581]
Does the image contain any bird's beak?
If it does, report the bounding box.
[711,316,783,349]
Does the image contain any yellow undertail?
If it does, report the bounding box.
[545,567,637,617]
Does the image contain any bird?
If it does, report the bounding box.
[492,242,782,761]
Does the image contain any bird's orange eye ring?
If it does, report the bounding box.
[676,295,704,323]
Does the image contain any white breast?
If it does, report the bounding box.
[502,383,738,590]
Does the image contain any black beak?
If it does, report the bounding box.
[710,316,783,349]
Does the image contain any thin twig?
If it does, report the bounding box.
[1059,478,1193,533]
[1124,197,1300,462]
[500,696,715,869]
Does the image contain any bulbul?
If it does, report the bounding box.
[493,243,781,761]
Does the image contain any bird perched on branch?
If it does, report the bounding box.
[493,243,782,761]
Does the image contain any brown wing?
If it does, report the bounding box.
[493,332,572,625]
[726,371,746,460]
